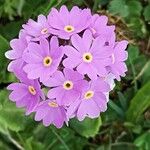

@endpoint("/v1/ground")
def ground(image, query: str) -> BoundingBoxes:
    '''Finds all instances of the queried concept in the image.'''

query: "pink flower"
[7,73,44,115]
[34,100,67,128]
[67,78,110,121]
[108,40,128,80]
[23,37,63,82]
[5,5,129,128]
[43,68,86,106]
[89,14,115,40]
[22,15,51,41]
[5,30,28,73]
[48,5,91,39]
[63,30,113,80]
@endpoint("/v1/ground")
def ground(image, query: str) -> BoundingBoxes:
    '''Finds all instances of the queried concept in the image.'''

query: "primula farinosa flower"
[63,30,112,80]
[23,37,63,82]
[34,100,67,128]
[67,78,110,121]
[22,15,51,41]
[48,5,91,39]
[108,40,128,81]
[89,14,115,39]
[5,30,28,73]
[7,73,44,115]
[6,5,128,128]
[43,68,86,106]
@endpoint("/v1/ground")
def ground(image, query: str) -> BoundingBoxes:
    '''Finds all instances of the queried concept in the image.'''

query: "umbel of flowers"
[5,6,128,128]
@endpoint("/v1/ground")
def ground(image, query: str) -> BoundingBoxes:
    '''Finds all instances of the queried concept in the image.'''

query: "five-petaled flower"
[43,68,86,106]
[63,30,113,80]
[67,78,110,121]
[23,15,51,41]
[48,5,91,39]
[7,73,45,115]
[23,37,63,82]
[34,100,67,128]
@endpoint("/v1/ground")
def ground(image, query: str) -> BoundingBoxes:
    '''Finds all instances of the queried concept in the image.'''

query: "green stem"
[132,60,150,84]
[129,56,137,92]
[51,128,70,150]
[6,131,24,150]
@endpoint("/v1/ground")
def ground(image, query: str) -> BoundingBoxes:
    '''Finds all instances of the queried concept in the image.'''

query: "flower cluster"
[6,6,128,128]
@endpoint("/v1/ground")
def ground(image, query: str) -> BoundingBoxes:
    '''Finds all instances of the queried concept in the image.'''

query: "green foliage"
[108,0,148,38]
[0,90,25,132]
[108,0,129,17]
[134,131,150,150]
[143,4,150,21]
[126,81,150,123]
[70,117,102,138]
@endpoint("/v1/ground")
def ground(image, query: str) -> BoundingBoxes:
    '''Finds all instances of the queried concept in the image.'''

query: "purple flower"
[63,30,112,80]
[34,100,67,128]
[48,5,91,39]
[108,40,128,80]
[89,14,115,40]
[67,78,110,121]
[23,37,63,82]
[5,5,129,128]
[7,73,44,115]
[43,68,86,106]
[22,15,51,41]
[5,30,28,73]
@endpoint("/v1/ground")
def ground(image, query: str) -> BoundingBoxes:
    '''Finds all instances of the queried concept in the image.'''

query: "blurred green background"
[0,0,150,150]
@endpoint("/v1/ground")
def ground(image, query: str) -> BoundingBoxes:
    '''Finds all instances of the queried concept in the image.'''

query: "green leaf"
[70,117,102,138]
[141,61,150,84]
[0,21,23,40]
[0,35,9,83]
[43,0,59,15]
[0,34,9,64]
[126,45,139,65]
[111,142,138,150]
[126,81,150,123]
[118,92,127,110]
[0,90,25,132]
[0,122,7,134]
[108,100,125,118]
[143,4,150,21]
[127,18,146,38]
[108,0,129,17]
[134,132,150,150]
[24,137,44,150]
[127,1,142,17]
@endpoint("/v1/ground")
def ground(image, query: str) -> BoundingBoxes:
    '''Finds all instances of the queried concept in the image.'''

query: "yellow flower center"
[48,101,58,107]
[28,86,36,95]
[63,80,73,90]
[43,56,52,67]
[64,25,75,33]
[84,90,94,100]
[83,52,93,63]
[41,28,48,34]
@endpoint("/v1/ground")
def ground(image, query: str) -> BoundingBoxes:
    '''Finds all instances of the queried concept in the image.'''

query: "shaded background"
[0,0,150,150]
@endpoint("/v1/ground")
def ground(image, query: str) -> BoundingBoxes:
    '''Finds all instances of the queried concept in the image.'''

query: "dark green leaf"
[70,117,102,138]
[143,4,150,21]
[0,90,25,132]
[111,142,138,150]
[108,100,125,118]
[108,0,129,17]
[126,81,150,123]
[127,1,142,17]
